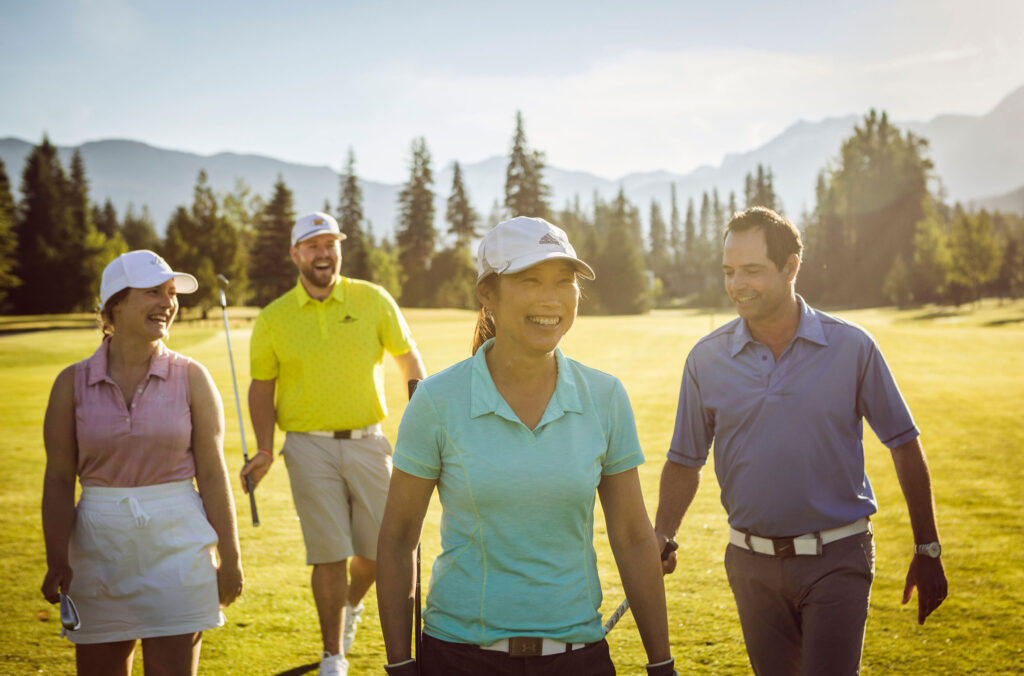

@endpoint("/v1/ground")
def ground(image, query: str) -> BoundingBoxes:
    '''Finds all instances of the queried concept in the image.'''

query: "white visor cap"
[476,216,595,282]
[292,211,347,246]
[100,250,198,308]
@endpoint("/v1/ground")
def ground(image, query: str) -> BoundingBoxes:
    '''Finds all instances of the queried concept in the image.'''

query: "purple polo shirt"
[668,297,919,537]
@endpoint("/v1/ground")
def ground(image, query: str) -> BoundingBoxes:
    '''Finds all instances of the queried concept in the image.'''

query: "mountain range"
[2,83,1022,239]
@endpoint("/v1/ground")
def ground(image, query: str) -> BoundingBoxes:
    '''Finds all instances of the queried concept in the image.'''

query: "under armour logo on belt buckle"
[508,637,543,657]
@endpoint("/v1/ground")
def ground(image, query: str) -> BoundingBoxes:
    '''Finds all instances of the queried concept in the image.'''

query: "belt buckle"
[508,637,543,657]
[772,537,797,558]
[332,430,352,439]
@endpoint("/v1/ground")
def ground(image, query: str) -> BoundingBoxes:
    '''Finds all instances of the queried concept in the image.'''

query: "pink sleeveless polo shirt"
[74,339,197,487]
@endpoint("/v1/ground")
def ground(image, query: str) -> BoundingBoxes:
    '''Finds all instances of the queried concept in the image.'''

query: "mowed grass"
[1,301,1022,674]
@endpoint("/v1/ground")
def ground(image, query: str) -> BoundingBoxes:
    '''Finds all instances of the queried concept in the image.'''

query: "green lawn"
[2,302,1022,674]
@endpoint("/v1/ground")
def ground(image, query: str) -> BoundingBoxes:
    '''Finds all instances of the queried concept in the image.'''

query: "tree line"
[2,110,1022,317]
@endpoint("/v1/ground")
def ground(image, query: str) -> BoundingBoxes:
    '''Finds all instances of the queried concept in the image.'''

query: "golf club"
[602,539,678,634]
[59,592,81,632]
[407,378,422,673]
[217,274,260,527]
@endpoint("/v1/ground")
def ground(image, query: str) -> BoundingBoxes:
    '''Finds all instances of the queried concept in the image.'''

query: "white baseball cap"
[291,212,347,246]
[100,250,199,307]
[476,216,595,282]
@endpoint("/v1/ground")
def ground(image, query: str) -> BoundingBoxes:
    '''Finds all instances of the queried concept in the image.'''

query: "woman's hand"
[217,559,244,607]
[41,563,73,604]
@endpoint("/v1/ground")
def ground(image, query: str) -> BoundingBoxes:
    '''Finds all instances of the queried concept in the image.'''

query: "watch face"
[918,542,941,558]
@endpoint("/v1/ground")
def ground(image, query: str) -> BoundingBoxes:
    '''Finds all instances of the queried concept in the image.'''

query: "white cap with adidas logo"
[476,216,595,282]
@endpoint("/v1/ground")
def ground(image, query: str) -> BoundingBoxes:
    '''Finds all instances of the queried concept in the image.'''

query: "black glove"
[383,659,418,675]
[647,658,677,676]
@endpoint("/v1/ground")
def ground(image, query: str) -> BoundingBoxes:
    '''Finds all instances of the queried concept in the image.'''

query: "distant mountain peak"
[2,81,1022,233]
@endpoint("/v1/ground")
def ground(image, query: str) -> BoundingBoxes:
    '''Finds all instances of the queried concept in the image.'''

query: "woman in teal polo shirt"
[377,217,675,676]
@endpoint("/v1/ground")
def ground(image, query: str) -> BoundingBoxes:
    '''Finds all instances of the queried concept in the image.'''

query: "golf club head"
[59,593,81,631]
[217,274,230,287]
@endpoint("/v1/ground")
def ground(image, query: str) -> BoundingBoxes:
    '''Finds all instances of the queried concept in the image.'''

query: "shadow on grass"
[984,317,1024,327]
[274,661,319,676]
[911,309,961,321]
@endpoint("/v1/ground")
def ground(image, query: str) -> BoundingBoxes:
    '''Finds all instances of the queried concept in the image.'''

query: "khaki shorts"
[282,430,393,564]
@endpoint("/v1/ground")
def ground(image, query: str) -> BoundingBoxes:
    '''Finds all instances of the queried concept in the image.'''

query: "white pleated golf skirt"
[65,479,224,644]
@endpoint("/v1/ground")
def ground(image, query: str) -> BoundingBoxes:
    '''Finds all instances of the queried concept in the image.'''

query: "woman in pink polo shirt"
[40,250,243,675]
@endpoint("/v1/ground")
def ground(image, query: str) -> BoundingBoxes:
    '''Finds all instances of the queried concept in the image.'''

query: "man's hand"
[239,453,272,493]
[902,555,947,624]
[656,532,678,574]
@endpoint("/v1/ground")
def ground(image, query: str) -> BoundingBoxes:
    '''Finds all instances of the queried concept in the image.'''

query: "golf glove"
[383,658,417,675]
[647,657,677,676]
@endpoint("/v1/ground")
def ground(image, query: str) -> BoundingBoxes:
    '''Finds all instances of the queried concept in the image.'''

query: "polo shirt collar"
[729,294,828,357]
[470,338,583,425]
[293,276,347,307]
[86,337,172,386]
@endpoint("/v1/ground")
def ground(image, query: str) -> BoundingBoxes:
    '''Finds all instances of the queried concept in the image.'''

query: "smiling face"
[479,259,580,358]
[110,279,179,341]
[722,227,799,326]
[291,233,342,295]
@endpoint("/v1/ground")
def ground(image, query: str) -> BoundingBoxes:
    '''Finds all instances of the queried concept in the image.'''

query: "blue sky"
[2,0,1022,182]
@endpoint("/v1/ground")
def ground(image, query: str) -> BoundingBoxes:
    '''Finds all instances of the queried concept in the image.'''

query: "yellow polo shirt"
[250,277,415,431]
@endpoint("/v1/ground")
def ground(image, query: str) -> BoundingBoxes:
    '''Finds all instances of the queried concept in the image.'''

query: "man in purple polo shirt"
[654,207,948,674]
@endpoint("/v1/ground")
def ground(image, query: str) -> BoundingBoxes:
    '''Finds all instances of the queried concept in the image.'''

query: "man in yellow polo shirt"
[240,211,426,676]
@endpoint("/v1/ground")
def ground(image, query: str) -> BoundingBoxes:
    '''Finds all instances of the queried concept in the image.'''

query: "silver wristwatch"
[914,541,942,558]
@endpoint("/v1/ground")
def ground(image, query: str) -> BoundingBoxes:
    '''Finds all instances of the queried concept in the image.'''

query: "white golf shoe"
[318,650,348,676]
[342,601,364,655]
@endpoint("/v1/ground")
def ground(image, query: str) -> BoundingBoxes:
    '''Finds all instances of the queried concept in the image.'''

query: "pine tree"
[910,195,951,304]
[249,176,296,306]
[712,189,725,245]
[744,165,779,211]
[446,161,479,250]
[66,149,125,311]
[804,110,932,305]
[647,199,669,277]
[647,199,669,304]
[12,138,78,313]
[427,247,477,309]
[0,158,19,310]
[504,111,551,219]
[338,148,371,281]
[991,211,1024,300]
[91,199,119,238]
[368,237,405,301]
[699,191,711,243]
[395,137,436,306]
[121,203,161,251]
[592,189,650,314]
[666,184,684,297]
[220,178,261,303]
[947,209,1002,304]
[164,170,244,316]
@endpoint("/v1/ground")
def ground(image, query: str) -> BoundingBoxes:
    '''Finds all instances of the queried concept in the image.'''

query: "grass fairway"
[2,302,1022,674]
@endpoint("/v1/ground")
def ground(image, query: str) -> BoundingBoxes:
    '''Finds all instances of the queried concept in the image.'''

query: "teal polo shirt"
[394,338,644,646]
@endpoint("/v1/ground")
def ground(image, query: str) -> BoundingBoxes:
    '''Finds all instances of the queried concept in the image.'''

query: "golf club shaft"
[603,539,678,634]
[219,288,260,527]
[408,379,422,672]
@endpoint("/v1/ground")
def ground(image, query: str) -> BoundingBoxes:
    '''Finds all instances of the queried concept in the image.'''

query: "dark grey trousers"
[725,531,875,676]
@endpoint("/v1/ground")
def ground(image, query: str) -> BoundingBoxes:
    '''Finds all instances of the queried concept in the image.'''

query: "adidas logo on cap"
[538,233,562,246]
